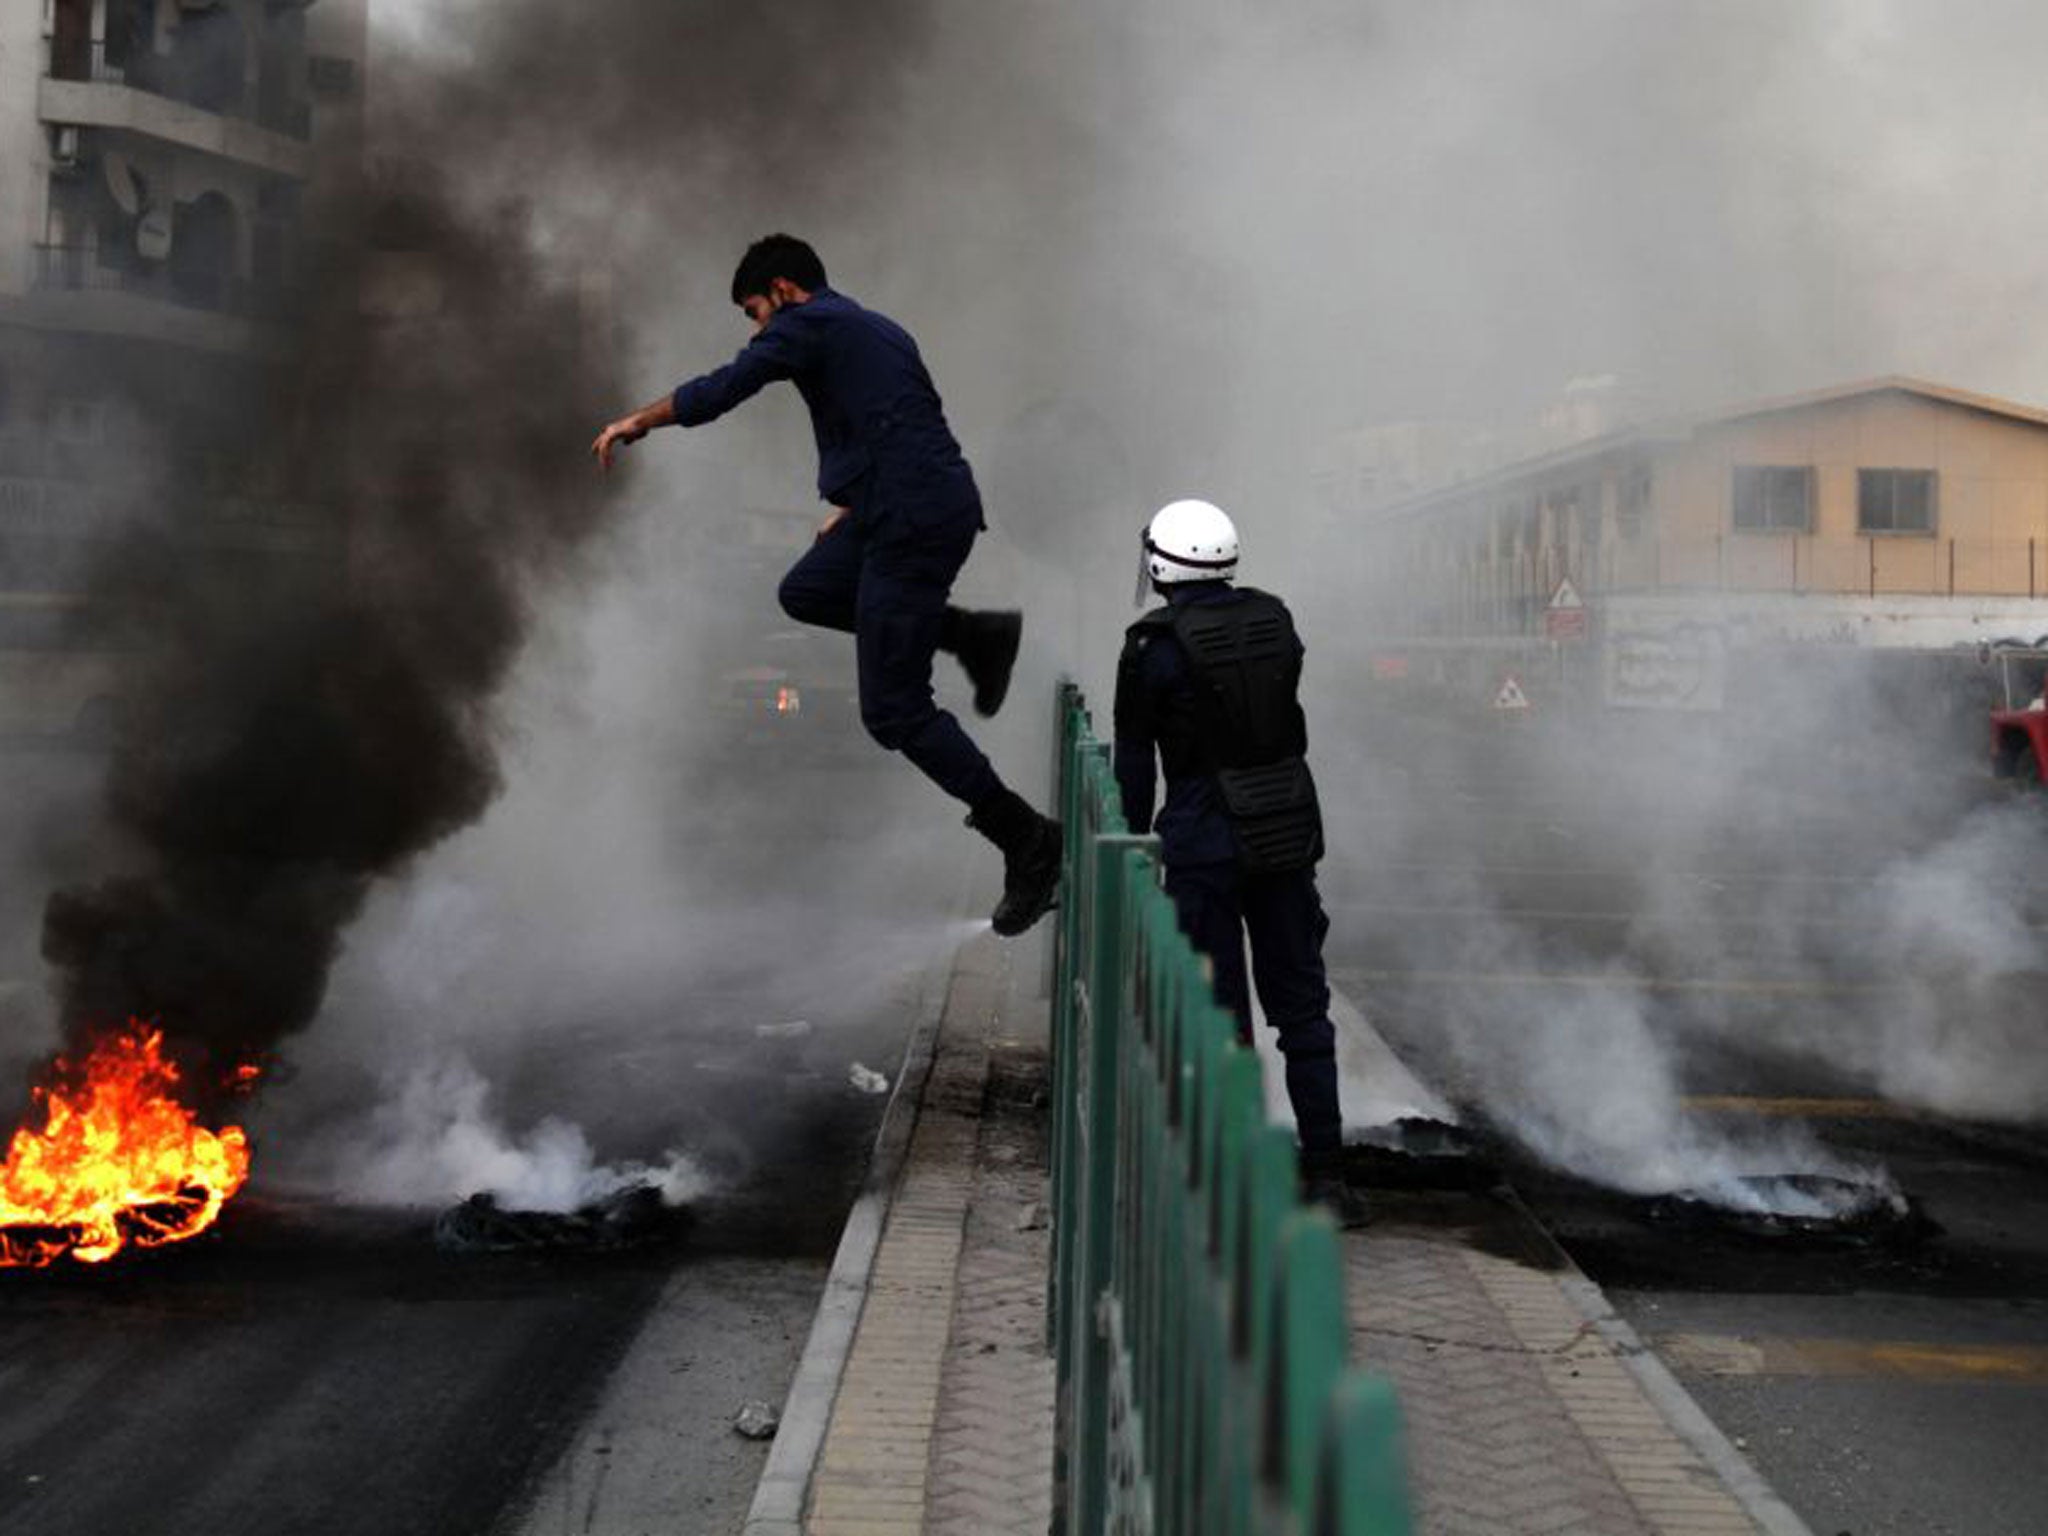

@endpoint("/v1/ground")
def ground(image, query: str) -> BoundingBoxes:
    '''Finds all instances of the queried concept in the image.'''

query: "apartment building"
[0,0,365,736]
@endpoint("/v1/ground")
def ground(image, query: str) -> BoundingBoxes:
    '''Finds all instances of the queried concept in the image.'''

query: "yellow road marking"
[1339,967,1891,998]
[1679,1095,1917,1120]
[1663,1334,2048,1383]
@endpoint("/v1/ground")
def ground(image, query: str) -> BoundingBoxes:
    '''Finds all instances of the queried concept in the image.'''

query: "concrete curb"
[1548,1260,1819,1536]
[739,944,956,1536]
[1333,980,1819,1536]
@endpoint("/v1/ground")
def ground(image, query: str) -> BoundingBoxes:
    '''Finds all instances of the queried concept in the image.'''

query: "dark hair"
[730,234,827,303]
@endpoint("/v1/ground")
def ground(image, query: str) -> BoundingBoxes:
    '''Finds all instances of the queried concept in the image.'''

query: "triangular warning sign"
[1548,577,1584,611]
[1493,674,1531,711]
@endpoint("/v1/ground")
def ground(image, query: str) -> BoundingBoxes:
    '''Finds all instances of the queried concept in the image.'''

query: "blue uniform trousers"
[1164,860,1342,1154]
[776,507,1001,808]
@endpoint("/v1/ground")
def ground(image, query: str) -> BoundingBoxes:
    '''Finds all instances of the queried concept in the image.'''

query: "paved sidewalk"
[781,933,1813,1535]
[1346,1195,1797,1535]
[803,933,1054,1536]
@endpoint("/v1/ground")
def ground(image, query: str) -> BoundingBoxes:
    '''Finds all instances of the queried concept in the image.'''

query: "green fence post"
[1240,1126,1300,1414]
[1071,839,1148,1536]
[1056,736,1119,1356]
[1315,1374,1414,1536]
[1204,1050,1264,1536]
[1048,685,1093,1353]
[1266,1214,1347,1518]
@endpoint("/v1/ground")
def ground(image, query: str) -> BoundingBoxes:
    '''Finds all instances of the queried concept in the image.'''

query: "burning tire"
[1646,1172,1936,1246]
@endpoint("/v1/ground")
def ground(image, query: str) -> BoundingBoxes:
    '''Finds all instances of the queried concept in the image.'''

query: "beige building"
[1366,377,2048,652]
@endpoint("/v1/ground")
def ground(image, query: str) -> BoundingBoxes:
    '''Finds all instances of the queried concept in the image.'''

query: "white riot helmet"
[1139,498,1239,600]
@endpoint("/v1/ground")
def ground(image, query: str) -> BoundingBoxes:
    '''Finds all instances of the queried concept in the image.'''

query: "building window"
[1731,465,1812,533]
[1618,470,1651,538]
[1858,468,1936,535]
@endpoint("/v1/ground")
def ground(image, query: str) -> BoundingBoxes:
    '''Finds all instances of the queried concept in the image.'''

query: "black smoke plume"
[39,186,618,1098]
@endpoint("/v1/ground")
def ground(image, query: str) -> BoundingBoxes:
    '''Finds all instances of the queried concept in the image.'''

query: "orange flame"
[0,1027,254,1268]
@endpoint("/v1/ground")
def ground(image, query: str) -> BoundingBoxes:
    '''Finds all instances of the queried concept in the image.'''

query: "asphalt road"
[0,1207,802,1536]
[0,735,968,1536]
[0,1065,891,1536]
[1324,699,2048,1536]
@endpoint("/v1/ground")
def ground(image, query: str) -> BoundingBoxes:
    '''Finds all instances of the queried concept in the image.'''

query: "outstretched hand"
[591,415,648,472]
[591,396,677,471]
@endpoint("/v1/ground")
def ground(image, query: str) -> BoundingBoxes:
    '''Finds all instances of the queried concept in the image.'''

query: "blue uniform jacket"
[1114,582,1288,869]
[670,288,982,527]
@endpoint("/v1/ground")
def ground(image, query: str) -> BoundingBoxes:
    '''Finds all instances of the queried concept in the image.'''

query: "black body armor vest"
[1128,588,1324,872]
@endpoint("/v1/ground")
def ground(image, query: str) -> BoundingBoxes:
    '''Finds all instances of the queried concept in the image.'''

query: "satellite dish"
[102,151,145,216]
[137,207,172,262]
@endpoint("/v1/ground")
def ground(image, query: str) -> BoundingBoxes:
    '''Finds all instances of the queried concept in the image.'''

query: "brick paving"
[924,1043,1056,1536]
[801,940,1786,1536]
[803,946,997,1536]
[1348,1201,1764,1535]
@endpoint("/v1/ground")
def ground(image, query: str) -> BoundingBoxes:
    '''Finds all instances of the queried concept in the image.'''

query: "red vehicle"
[1988,644,2048,785]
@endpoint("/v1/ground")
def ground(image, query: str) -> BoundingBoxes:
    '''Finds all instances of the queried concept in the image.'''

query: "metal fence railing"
[1378,532,2048,636]
[1048,681,1411,1535]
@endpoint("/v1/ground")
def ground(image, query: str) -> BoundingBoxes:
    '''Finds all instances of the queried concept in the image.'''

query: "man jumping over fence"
[592,234,1061,937]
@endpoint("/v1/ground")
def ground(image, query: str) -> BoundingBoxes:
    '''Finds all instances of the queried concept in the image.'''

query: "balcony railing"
[45,38,312,142]
[34,244,294,322]
[1381,532,2048,637]
[1597,532,2048,600]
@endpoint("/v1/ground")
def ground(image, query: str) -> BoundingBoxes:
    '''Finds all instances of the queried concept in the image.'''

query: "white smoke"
[1837,803,2048,1120]
[293,1053,710,1213]
[1465,977,1886,1199]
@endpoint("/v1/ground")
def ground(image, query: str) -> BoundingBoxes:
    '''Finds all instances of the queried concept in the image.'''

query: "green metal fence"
[1049,681,1412,1536]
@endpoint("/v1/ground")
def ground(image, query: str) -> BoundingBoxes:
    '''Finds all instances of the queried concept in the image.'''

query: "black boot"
[967,787,1062,936]
[944,608,1023,718]
[1300,1146,1373,1230]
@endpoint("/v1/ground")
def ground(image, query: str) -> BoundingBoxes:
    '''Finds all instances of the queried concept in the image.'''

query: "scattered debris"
[1014,1201,1046,1232]
[733,1400,781,1440]
[848,1063,890,1095]
[432,1184,693,1253]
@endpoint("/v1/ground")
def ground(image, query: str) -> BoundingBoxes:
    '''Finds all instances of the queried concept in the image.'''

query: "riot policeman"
[1113,499,1365,1222]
